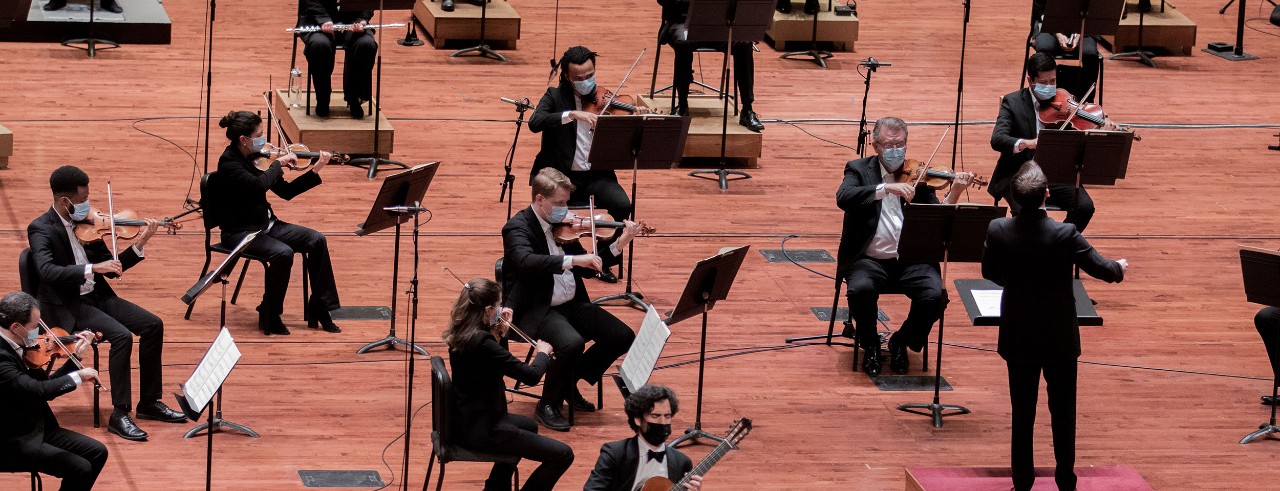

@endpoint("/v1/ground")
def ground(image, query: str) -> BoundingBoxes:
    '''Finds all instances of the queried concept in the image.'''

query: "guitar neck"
[671,440,734,490]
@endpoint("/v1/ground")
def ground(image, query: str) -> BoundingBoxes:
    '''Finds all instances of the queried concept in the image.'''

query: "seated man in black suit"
[215,110,342,335]
[1256,307,1280,405]
[0,291,108,491]
[44,0,121,14]
[837,117,974,376]
[584,385,703,491]
[530,46,651,283]
[657,0,765,132]
[981,161,1126,491]
[297,0,377,118]
[990,52,1119,233]
[1029,0,1099,102]
[501,168,640,431]
[28,165,186,442]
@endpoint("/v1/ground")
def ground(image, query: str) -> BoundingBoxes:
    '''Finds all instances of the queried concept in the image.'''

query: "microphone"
[501,97,534,111]
[859,57,892,71]
[383,205,429,214]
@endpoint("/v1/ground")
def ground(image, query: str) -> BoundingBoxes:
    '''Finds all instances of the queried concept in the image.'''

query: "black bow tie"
[646,450,665,463]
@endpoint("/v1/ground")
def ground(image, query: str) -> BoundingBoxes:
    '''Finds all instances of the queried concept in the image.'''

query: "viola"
[895,159,989,191]
[581,88,640,116]
[1037,89,1142,140]
[73,208,181,245]
[254,142,350,172]
[25,322,105,392]
[551,211,654,244]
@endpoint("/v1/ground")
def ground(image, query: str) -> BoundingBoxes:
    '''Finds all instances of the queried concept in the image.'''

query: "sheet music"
[619,305,671,393]
[183,328,242,414]
[971,289,1003,317]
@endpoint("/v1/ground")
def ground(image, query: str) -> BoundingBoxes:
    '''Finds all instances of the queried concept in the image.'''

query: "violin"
[254,142,350,172]
[895,159,989,190]
[551,211,654,244]
[581,88,641,116]
[73,208,181,245]
[1037,88,1142,141]
[25,322,105,392]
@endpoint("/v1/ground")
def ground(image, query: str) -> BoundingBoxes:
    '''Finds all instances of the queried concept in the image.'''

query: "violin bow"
[261,91,292,148]
[911,126,951,188]
[106,180,119,261]
[589,196,599,256]
[594,49,648,118]
[1057,83,1099,132]
[546,0,562,86]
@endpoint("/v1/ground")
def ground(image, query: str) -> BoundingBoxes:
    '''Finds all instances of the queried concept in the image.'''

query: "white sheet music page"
[971,289,1003,317]
[619,305,671,393]
[183,327,242,414]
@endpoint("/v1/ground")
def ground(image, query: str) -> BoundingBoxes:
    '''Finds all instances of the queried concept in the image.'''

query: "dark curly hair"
[624,385,679,432]
[0,291,39,329]
[49,165,89,197]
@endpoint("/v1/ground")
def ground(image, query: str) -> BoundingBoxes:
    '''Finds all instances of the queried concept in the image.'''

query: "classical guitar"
[635,418,752,491]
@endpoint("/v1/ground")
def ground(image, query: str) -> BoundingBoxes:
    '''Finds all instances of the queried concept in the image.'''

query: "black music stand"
[894,203,1006,428]
[1037,128,1131,224]
[340,0,414,178]
[1106,0,1158,67]
[174,328,244,491]
[355,162,439,356]
[684,0,773,191]
[60,0,120,58]
[780,0,834,68]
[1240,246,1280,444]
[450,0,506,61]
[667,245,751,447]
[588,114,692,310]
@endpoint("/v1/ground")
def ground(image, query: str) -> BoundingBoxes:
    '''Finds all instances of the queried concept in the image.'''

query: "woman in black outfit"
[444,278,573,491]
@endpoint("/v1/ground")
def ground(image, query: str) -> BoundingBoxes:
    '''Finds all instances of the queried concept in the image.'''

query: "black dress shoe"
[348,102,365,119]
[308,308,342,333]
[534,403,571,432]
[259,314,291,336]
[775,0,791,13]
[595,269,618,284]
[441,0,455,11]
[569,386,596,413]
[803,0,819,15]
[861,347,882,377]
[100,0,123,13]
[136,401,187,423]
[43,0,66,11]
[108,413,149,441]
[739,110,764,132]
[888,337,909,374]
[315,103,330,118]
[673,104,690,117]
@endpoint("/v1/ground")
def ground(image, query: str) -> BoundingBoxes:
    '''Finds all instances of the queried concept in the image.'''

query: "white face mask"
[879,146,906,171]
[572,76,596,97]
[65,198,91,221]
[1032,83,1057,101]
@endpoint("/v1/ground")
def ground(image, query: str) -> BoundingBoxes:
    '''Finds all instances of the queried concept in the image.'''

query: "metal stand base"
[62,38,119,58]
[688,168,752,191]
[450,44,507,62]
[349,156,409,180]
[1203,48,1258,61]
[593,291,647,311]
[356,335,428,355]
[896,402,972,429]
[184,418,260,439]
[671,425,726,448]
[654,79,733,99]
[1109,50,1157,67]
[1241,424,1280,444]
[781,49,833,68]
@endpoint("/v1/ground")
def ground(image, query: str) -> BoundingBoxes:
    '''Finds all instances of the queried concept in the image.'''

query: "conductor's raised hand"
[572,254,603,272]
[1117,258,1129,273]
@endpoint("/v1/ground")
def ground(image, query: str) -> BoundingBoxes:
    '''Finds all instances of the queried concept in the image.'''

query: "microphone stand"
[949,0,969,172]
[498,97,532,220]
[200,0,217,174]
[853,58,887,158]
[61,0,119,58]
[780,0,833,68]
[1205,0,1259,61]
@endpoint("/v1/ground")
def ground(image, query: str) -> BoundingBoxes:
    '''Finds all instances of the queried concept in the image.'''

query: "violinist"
[990,53,1115,232]
[530,46,645,283]
[27,165,185,442]
[501,168,639,431]
[216,110,343,336]
[443,278,573,491]
[0,292,107,491]
[658,0,765,132]
[836,117,974,377]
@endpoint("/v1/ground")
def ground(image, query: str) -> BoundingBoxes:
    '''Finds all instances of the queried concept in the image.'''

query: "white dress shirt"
[560,96,593,171]
[633,438,669,489]
[56,207,143,296]
[865,164,905,260]
[534,207,579,306]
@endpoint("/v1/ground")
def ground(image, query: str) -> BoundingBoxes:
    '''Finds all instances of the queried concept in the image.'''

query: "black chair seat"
[209,242,271,263]
[432,432,523,465]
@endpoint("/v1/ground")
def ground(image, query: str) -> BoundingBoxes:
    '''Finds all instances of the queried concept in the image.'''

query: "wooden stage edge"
[906,466,1154,491]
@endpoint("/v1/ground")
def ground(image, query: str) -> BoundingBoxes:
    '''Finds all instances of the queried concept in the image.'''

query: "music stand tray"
[1239,246,1280,444]
[1037,129,1133,186]
[953,279,1103,326]
[182,231,261,307]
[588,114,691,310]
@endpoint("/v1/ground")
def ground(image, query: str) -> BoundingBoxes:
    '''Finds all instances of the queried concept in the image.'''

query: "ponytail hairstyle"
[442,278,502,351]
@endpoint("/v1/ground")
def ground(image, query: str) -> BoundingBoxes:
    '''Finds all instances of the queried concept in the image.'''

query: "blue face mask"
[67,198,91,222]
[249,136,267,153]
[880,146,906,171]
[24,326,39,347]
[549,206,569,223]
[1032,83,1057,101]
[572,77,596,97]
[490,308,502,328]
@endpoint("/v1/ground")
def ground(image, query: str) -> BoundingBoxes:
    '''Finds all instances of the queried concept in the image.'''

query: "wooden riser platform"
[1104,0,1197,56]
[637,94,763,168]
[413,0,520,50]
[0,0,171,44]
[906,466,1154,491]
[765,1,859,52]
[0,124,11,169]
[271,89,394,159]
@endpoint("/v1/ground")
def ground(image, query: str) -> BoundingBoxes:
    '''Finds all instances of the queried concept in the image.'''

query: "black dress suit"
[529,83,634,225]
[450,334,572,491]
[584,436,693,491]
[27,208,164,414]
[0,342,108,491]
[501,207,634,407]
[1255,307,1280,380]
[297,0,376,107]
[835,156,944,351]
[656,0,756,111]
[990,88,1095,231]
[216,145,340,317]
[980,208,1124,491]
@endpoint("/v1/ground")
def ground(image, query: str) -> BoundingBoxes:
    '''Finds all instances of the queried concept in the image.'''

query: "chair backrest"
[18,247,38,295]
[199,172,225,232]
[430,356,455,445]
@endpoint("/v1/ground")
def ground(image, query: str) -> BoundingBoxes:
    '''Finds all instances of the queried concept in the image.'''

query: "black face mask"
[641,422,671,447]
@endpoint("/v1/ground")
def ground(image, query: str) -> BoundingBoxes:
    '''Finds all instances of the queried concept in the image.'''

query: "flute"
[286,23,405,33]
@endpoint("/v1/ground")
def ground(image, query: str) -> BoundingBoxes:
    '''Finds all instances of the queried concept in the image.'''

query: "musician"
[43,0,121,14]
[0,292,108,491]
[990,52,1116,233]
[836,117,973,377]
[444,278,572,491]
[215,111,343,336]
[584,385,703,491]
[501,168,640,431]
[1256,307,1280,405]
[530,46,644,283]
[27,165,186,442]
[981,161,1126,491]
[1029,0,1099,102]
[658,0,765,132]
[297,0,376,119]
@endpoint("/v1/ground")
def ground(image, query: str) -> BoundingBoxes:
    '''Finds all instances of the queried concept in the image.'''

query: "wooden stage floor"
[1,0,1279,489]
